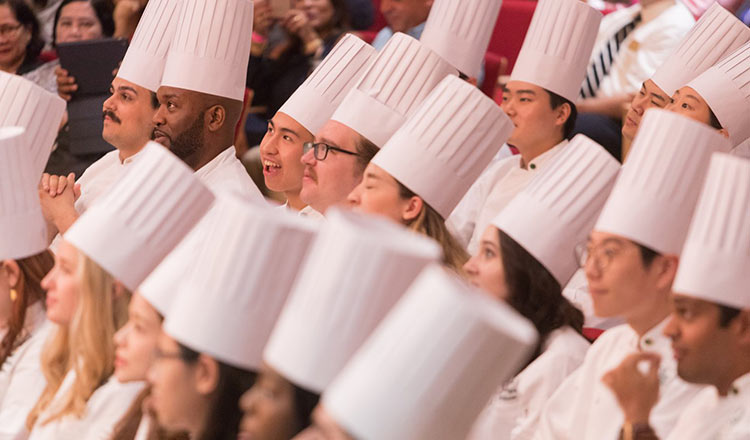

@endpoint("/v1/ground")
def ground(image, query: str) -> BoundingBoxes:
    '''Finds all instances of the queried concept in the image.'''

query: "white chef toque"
[372,75,513,219]
[323,264,538,440]
[595,109,732,255]
[65,142,214,291]
[494,134,620,286]
[673,153,750,309]
[331,32,457,148]
[687,41,750,146]
[161,0,254,101]
[509,0,601,103]
[263,208,442,393]
[0,71,66,177]
[163,195,317,370]
[117,0,183,92]
[277,34,376,135]
[420,0,502,78]
[0,127,47,260]
[651,3,750,97]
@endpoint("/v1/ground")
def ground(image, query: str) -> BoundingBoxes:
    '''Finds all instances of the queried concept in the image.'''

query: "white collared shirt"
[469,327,590,440]
[28,371,144,440]
[448,140,568,254]
[666,372,750,439]
[534,318,705,440]
[0,303,52,440]
[592,0,694,97]
[194,146,264,201]
[299,205,325,221]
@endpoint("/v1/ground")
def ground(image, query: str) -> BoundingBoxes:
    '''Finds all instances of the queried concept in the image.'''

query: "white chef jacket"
[731,138,750,160]
[562,270,625,330]
[448,141,568,254]
[0,304,52,440]
[132,414,152,440]
[592,0,694,97]
[74,148,146,215]
[194,146,264,201]
[666,372,750,439]
[299,205,325,220]
[469,327,590,440]
[533,318,705,440]
[27,371,144,440]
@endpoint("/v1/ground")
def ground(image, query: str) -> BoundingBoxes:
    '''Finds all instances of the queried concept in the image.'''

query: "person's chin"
[153,135,171,148]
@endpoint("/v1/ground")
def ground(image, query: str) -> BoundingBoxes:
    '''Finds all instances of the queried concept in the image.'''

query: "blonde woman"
[25,240,142,439]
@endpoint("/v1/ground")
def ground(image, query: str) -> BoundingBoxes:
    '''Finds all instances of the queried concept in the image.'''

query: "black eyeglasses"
[303,142,360,161]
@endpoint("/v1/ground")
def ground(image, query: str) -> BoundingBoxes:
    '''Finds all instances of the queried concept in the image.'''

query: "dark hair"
[52,0,115,45]
[718,305,742,328]
[176,344,258,440]
[708,107,723,130]
[635,242,660,267]
[0,0,44,65]
[353,134,378,173]
[498,230,585,348]
[290,384,320,436]
[324,0,350,33]
[0,251,54,367]
[150,92,159,110]
[548,90,578,139]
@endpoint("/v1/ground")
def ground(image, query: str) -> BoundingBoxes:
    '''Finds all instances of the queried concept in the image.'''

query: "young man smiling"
[259,34,375,211]
[603,153,750,439]
[534,109,732,440]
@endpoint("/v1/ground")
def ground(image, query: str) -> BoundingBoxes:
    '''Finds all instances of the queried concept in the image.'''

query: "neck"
[117,143,147,163]
[517,137,563,169]
[1,56,25,75]
[715,363,750,397]
[285,190,306,211]
[626,291,672,336]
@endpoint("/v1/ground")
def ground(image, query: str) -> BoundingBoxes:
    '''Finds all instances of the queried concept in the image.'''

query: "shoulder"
[77,151,120,184]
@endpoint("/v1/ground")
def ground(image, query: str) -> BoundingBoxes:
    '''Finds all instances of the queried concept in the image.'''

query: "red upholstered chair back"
[488,0,538,73]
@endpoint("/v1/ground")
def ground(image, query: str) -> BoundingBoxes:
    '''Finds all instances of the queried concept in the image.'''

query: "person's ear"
[731,310,750,346]
[1,260,21,290]
[206,105,227,132]
[653,255,679,291]
[555,102,572,128]
[194,354,221,396]
[401,196,423,222]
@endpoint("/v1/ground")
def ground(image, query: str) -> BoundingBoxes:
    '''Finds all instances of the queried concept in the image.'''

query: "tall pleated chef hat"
[65,142,214,291]
[372,75,513,219]
[494,135,620,287]
[674,153,750,310]
[595,109,731,255]
[0,127,47,260]
[687,41,750,146]
[420,0,502,78]
[161,0,253,101]
[323,264,538,440]
[277,34,376,136]
[0,71,66,177]
[163,195,317,371]
[117,0,182,92]
[331,32,457,148]
[509,0,601,103]
[651,3,750,97]
[263,208,441,394]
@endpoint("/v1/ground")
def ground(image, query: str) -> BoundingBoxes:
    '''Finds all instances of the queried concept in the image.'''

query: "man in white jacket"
[603,153,750,440]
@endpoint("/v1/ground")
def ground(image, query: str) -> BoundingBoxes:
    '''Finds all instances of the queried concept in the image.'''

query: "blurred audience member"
[244,0,350,147]
[0,0,44,76]
[371,0,431,50]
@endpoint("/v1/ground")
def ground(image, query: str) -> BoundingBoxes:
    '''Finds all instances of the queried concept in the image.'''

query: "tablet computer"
[57,38,128,96]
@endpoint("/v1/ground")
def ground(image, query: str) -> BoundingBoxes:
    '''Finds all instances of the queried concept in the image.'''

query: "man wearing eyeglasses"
[298,120,378,218]
[533,110,730,439]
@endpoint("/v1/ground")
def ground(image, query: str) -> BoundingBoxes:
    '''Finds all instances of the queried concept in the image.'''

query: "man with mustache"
[39,0,180,238]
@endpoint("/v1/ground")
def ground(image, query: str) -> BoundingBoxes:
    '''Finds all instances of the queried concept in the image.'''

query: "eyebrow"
[317,137,342,148]
[480,239,499,249]
[117,86,138,95]
[279,127,299,137]
[684,94,701,102]
[365,171,382,180]
[516,90,536,96]
[650,92,666,102]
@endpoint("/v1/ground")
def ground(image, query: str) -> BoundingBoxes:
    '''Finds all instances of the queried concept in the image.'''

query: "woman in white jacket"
[0,251,54,439]
[24,240,142,439]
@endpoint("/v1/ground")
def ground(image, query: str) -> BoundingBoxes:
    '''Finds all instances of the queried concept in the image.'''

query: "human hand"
[38,173,80,235]
[55,66,77,101]
[284,9,317,43]
[602,352,661,424]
